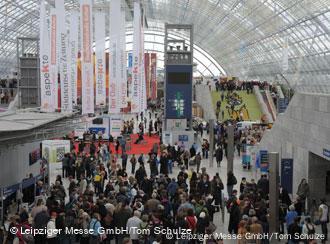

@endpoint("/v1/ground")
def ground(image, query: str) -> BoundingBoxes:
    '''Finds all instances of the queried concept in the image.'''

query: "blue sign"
[259,150,269,173]
[178,135,188,142]
[3,183,20,198]
[165,65,192,119]
[89,127,106,134]
[128,53,133,68]
[22,177,35,189]
[323,149,330,158]
[281,158,293,194]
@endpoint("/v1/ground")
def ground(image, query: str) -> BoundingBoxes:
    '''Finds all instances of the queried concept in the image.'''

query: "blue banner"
[165,65,192,119]
[259,150,268,173]
[128,53,133,68]
[281,158,293,194]
[89,127,106,134]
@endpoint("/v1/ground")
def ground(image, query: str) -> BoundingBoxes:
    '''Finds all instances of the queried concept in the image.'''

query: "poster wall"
[42,140,70,185]
[39,0,55,112]
[95,12,106,106]
[80,0,94,114]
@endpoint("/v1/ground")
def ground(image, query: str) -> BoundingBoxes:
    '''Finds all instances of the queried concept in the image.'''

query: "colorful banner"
[95,12,106,106]
[127,53,133,98]
[80,0,94,114]
[109,0,121,114]
[119,3,127,109]
[140,18,147,111]
[144,53,150,99]
[150,53,157,100]
[69,11,79,105]
[132,1,141,113]
[39,0,55,112]
[57,0,72,113]
[50,8,58,110]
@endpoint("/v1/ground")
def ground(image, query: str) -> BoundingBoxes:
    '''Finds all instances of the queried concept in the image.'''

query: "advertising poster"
[42,140,70,185]
[110,117,122,138]
[259,150,269,173]
[281,158,293,193]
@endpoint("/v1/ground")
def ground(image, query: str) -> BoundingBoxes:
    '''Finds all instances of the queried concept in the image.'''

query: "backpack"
[185,216,197,231]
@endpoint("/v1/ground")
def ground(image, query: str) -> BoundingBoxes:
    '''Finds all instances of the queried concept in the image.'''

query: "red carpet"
[75,134,160,156]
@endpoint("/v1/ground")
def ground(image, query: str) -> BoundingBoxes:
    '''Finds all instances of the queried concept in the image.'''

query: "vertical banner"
[50,8,58,110]
[144,53,150,99]
[40,0,55,112]
[80,0,94,114]
[69,11,79,105]
[282,36,288,72]
[150,53,157,100]
[119,3,127,109]
[56,0,72,113]
[127,53,133,98]
[259,150,269,173]
[140,16,147,111]
[131,1,141,113]
[109,0,121,114]
[281,158,293,194]
[95,12,106,106]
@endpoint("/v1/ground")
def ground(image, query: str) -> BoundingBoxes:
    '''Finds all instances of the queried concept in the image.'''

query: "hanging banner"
[144,53,150,99]
[56,0,72,113]
[150,53,157,100]
[69,11,79,105]
[281,158,293,194]
[95,12,106,106]
[131,1,141,113]
[109,0,121,114]
[80,0,94,114]
[40,0,55,112]
[140,17,147,111]
[119,3,127,109]
[282,36,289,72]
[50,8,58,110]
[127,53,133,98]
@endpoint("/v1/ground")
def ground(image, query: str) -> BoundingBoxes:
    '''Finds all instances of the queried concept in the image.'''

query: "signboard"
[162,132,172,145]
[165,65,192,119]
[281,158,293,194]
[178,135,189,142]
[167,119,187,131]
[323,149,330,159]
[110,117,122,138]
[259,150,269,173]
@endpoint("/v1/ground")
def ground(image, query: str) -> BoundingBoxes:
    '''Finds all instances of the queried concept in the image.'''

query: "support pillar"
[227,125,234,173]
[269,152,279,235]
[209,119,214,168]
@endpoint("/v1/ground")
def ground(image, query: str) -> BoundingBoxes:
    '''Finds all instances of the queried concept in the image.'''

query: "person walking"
[227,171,237,197]
[130,154,137,174]
[319,198,329,243]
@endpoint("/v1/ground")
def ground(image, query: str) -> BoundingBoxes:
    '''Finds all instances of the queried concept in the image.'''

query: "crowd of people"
[1,109,329,244]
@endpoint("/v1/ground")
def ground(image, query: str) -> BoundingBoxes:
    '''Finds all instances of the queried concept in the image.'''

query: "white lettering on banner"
[50,9,58,110]
[119,3,127,108]
[56,0,72,113]
[95,12,106,106]
[40,0,55,112]
[109,0,121,114]
[80,0,94,114]
[132,1,141,113]
[69,11,79,105]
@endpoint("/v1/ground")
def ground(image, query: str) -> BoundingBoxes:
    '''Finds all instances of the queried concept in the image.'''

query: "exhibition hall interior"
[0,0,329,243]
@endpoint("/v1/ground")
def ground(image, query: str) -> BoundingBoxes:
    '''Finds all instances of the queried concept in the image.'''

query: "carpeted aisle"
[75,133,160,156]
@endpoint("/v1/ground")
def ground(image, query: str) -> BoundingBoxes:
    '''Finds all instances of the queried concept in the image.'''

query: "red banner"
[144,53,150,99]
[150,53,157,100]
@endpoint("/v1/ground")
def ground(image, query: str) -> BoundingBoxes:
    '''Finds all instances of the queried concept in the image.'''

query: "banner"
[119,3,127,109]
[56,0,72,113]
[144,53,150,99]
[109,0,121,114]
[140,17,147,111]
[282,36,288,72]
[259,150,269,173]
[50,8,58,110]
[95,12,106,106]
[131,1,141,113]
[127,53,133,98]
[39,0,55,112]
[281,158,293,194]
[150,53,157,100]
[69,11,79,105]
[80,0,94,114]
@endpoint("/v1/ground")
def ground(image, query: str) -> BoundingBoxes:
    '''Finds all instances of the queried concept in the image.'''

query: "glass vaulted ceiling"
[0,0,329,93]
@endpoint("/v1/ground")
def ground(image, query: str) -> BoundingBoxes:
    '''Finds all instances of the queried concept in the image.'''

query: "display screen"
[168,72,190,84]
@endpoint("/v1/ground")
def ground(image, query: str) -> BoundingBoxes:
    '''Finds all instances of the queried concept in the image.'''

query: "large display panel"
[165,65,192,119]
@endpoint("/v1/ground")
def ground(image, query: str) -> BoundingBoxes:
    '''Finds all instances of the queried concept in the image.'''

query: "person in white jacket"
[46,212,58,244]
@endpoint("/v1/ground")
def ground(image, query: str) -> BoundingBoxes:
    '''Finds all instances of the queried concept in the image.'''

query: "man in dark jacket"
[227,171,237,197]
[135,165,147,186]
